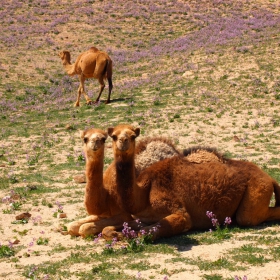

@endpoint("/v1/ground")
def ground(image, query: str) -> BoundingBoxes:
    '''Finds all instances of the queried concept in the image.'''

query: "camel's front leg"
[101,219,147,241]
[94,77,105,104]
[140,213,192,240]
[79,213,133,238]
[74,81,82,107]
[78,74,92,106]
[67,215,99,236]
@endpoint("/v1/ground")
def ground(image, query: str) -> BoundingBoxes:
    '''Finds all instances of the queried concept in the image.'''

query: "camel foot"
[102,226,124,241]
[86,100,92,105]
[105,100,111,104]
[93,100,100,104]
[67,221,82,236]
[74,102,80,107]
[79,223,101,238]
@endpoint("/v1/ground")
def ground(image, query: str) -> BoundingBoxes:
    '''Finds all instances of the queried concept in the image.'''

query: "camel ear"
[102,133,108,143]
[107,127,114,137]
[80,130,86,139]
[135,128,140,137]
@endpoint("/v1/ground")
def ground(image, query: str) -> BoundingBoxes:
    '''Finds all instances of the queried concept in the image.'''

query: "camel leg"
[101,219,148,240]
[236,180,280,226]
[140,213,192,240]
[94,77,105,104]
[105,77,113,104]
[74,81,82,107]
[78,74,92,106]
[67,215,99,236]
[79,213,133,238]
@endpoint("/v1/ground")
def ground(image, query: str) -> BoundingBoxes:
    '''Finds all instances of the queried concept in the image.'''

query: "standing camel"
[108,124,280,240]
[58,47,113,107]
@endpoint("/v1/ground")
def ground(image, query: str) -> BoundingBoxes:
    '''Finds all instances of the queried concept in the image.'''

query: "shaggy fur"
[108,124,280,240]
[183,146,225,163]
[135,137,180,175]
[58,47,113,107]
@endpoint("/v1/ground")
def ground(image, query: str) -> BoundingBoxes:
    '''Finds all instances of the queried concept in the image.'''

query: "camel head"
[81,128,107,153]
[108,124,140,157]
[58,50,71,62]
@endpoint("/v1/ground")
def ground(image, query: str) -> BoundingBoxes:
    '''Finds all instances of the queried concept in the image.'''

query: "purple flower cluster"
[234,276,247,280]
[206,211,232,228]
[206,211,220,227]
[122,222,137,239]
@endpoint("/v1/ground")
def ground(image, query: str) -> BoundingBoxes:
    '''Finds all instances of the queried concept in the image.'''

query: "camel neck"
[115,156,146,214]
[86,153,104,181]
[84,150,107,215]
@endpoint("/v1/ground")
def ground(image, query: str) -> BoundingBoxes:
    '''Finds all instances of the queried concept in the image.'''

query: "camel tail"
[273,181,280,207]
[103,59,113,80]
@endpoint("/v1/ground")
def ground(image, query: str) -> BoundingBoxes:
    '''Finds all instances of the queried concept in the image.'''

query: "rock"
[57,213,67,219]
[73,174,86,184]
[16,212,31,220]
[11,239,20,245]
[233,136,240,142]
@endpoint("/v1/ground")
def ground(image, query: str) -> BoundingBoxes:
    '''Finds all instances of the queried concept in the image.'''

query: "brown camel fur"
[108,124,280,240]
[58,47,113,107]
[67,129,182,238]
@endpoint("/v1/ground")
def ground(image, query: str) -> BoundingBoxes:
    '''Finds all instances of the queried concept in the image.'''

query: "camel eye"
[83,137,88,143]
[101,137,106,143]
[112,135,117,141]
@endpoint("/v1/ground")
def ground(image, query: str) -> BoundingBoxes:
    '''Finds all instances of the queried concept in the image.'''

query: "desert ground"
[0,0,280,279]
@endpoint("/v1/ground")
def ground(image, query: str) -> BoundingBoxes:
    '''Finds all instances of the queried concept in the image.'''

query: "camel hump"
[88,47,99,52]
[183,146,226,163]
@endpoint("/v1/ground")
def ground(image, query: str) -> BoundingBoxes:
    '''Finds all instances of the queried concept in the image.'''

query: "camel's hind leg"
[105,77,113,104]
[236,179,280,226]
[94,77,105,104]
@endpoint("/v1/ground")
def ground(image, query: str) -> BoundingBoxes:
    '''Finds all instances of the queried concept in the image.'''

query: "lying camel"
[58,47,113,107]
[67,128,182,238]
[108,124,280,240]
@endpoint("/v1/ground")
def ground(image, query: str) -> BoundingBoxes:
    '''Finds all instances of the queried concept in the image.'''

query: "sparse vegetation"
[0,0,279,279]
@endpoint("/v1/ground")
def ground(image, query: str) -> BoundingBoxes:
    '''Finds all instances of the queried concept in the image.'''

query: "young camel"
[108,124,280,240]
[67,128,182,238]
[58,47,113,107]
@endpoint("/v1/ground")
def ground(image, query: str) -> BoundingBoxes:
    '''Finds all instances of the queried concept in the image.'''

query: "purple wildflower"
[224,217,232,226]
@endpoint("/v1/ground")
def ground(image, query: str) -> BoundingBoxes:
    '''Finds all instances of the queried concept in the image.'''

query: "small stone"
[66,124,74,130]
[58,213,67,219]
[73,175,86,184]
[16,212,31,220]
[233,136,240,142]
[27,185,38,191]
